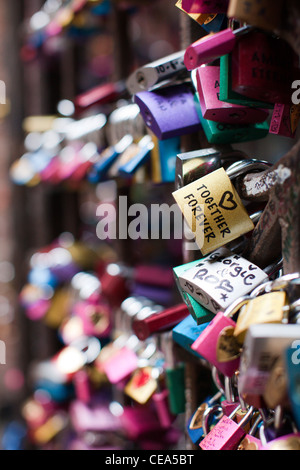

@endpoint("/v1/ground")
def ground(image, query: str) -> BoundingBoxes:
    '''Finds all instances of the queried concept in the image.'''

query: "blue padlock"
[88,135,133,183]
[118,136,154,177]
[172,314,209,358]
[286,346,300,429]
[201,14,227,33]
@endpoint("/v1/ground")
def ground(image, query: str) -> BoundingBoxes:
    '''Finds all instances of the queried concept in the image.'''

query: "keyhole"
[145,110,153,126]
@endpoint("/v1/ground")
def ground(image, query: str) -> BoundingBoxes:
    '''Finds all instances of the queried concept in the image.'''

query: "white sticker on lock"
[178,247,268,314]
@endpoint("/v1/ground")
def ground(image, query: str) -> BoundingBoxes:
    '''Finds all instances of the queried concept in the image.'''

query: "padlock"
[238,324,300,398]
[231,30,299,105]
[172,162,258,255]
[260,433,300,451]
[237,416,262,450]
[176,248,268,314]
[285,346,300,430]
[73,299,111,338]
[191,296,249,377]
[227,0,284,32]
[151,370,176,429]
[184,24,253,71]
[194,91,270,144]
[106,103,145,148]
[74,81,126,113]
[233,291,288,344]
[200,13,227,33]
[124,366,158,405]
[176,0,225,31]
[200,405,255,450]
[182,0,229,14]
[87,135,133,183]
[172,314,211,358]
[150,133,181,183]
[221,376,241,417]
[69,399,122,435]
[175,147,221,190]
[219,53,274,109]
[173,259,216,324]
[196,65,269,124]
[132,304,190,341]
[126,50,187,95]
[73,369,92,404]
[269,104,300,139]
[188,392,223,445]
[161,332,186,415]
[117,135,154,178]
[134,84,202,140]
[262,355,289,409]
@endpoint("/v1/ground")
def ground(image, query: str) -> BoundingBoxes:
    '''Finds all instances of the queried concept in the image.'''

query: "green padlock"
[219,54,274,109]
[165,362,186,415]
[194,93,270,145]
[161,331,186,415]
[173,262,214,325]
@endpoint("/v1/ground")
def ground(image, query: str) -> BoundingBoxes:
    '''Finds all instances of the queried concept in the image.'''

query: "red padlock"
[231,30,299,105]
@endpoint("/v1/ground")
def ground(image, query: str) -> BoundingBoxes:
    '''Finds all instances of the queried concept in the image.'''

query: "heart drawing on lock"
[216,326,241,363]
[218,191,238,211]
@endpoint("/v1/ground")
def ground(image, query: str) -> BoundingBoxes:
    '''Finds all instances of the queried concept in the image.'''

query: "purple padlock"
[134,84,202,140]
[196,66,269,124]
[69,400,121,434]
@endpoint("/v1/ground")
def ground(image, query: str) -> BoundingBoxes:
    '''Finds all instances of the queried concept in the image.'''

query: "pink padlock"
[184,25,252,71]
[196,66,269,124]
[102,345,138,384]
[200,406,254,450]
[269,103,300,139]
[182,0,229,14]
[191,297,249,377]
[152,388,175,429]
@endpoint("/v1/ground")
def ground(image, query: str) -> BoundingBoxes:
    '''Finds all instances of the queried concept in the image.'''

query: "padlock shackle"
[226,159,272,180]
[224,296,251,319]
[202,404,223,437]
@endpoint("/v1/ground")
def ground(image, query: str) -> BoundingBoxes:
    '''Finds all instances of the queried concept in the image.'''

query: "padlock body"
[239,324,300,397]
[260,433,300,451]
[182,0,229,14]
[152,389,175,428]
[172,314,210,358]
[165,364,186,415]
[102,346,138,384]
[191,312,240,377]
[200,415,246,450]
[231,31,298,105]
[219,54,274,109]
[194,93,269,144]
[227,0,283,32]
[269,104,300,139]
[197,66,269,124]
[177,248,268,314]
[134,84,202,140]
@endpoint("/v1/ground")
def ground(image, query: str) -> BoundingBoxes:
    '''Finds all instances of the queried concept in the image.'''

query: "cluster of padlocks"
[9,0,300,452]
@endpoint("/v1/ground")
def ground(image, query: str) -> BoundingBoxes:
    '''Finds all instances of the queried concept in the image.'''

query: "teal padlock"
[285,346,300,430]
[194,93,270,145]
[219,54,274,109]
